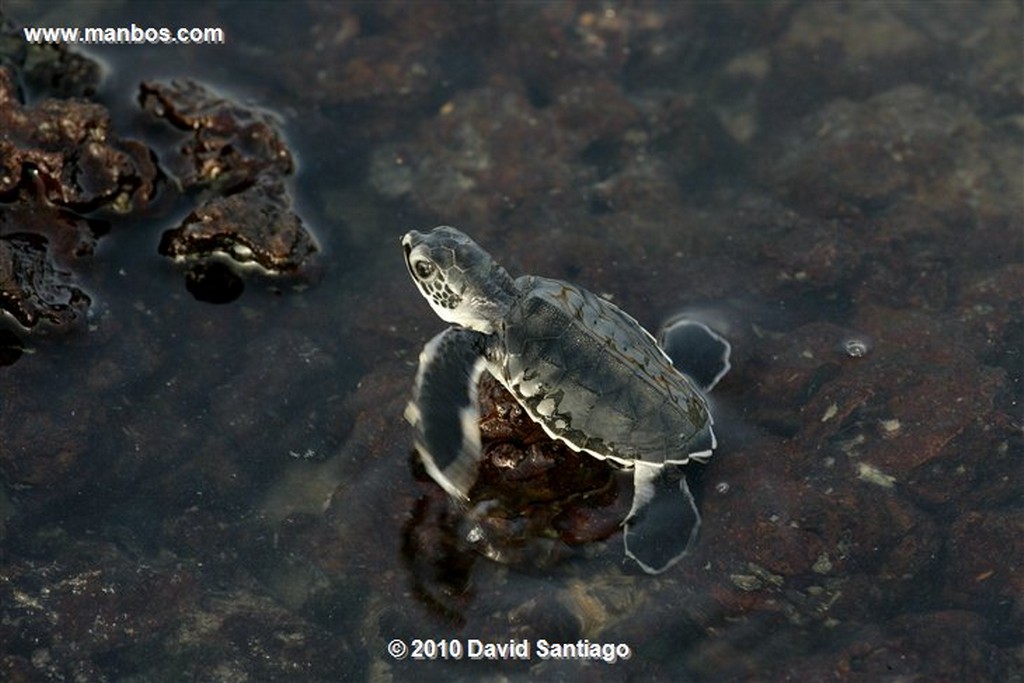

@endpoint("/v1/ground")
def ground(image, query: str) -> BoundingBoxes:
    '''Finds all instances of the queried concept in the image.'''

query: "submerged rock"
[0,233,90,329]
[404,374,626,574]
[0,16,101,99]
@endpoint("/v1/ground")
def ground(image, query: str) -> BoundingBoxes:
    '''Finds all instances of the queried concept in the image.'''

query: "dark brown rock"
[894,2,1024,116]
[739,308,1009,509]
[758,84,1022,292]
[402,373,625,580]
[0,200,107,260]
[1,17,101,99]
[472,374,624,545]
[370,84,579,227]
[140,79,318,277]
[0,232,90,329]
[257,3,491,141]
[139,79,293,193]
[729,610,1013,682]
[956,263,1024,376]
[945,509,1024,638]
[764,4,936,122]
[0,59,154,332]
[763,86,975,217]
[0,67,156,212]
[0,541,196,679]
[159,174,318,274]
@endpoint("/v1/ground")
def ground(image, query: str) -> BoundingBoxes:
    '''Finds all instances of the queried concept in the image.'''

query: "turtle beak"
[402,230,424,252]
[401,231,421,279]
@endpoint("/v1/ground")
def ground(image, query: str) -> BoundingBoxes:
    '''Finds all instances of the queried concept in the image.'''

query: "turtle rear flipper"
[659,318,731,392]
[405,327,489,501]
[623,465,701,574]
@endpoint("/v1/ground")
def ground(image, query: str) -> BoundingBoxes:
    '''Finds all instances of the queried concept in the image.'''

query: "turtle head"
[402,226,518,333]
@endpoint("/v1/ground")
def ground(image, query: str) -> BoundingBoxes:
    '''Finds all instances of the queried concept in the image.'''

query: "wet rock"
[140,79,319,278]
[551,79,640,152]
[759,84,1023,293]
[404,373,625,576]
[1,198,109,260]
[955,263,1024,378]
[0,59,155,333]
[0,199,107,334]
[205,327,343,451]
[139,79,293,193]
[649,97,743,194]
[838,307,1007,505]
[154,508,358,679]
[945,509,1024,637]
[894,2,1023,116]
[759,216,863,292]
[0,520,351,681]
[743,311,1009,508]
[168,590,350,681]
[1,17,101,99]
[472,374,624,542]
[484,3,773,200]
[159,175,318,275]
[699,299,1013,638]
[0,376,104,496]
[370,85,579,227]
[761,2,966,130]
[257,4,490,140]
[740,322,864,436]
[0,541,197,680]
[718,610,1013,681]
[701,441,942,624]
[763,85,975,217]
[0,67,156,212]
[878,610,1014,680]
[496,4,636,101]
[496,4,778,103]
[0,232,90,329]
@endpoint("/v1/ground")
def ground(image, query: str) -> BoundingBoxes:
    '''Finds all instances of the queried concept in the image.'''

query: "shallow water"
[2,2,1021,681]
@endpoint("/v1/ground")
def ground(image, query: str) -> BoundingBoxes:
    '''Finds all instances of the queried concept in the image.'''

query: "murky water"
[2,2,1021,681]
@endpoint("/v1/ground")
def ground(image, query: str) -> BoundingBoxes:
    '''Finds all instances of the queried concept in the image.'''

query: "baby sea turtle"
[402,226,730,574]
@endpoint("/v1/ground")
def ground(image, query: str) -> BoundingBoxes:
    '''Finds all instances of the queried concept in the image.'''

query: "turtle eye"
[413,259,436,280]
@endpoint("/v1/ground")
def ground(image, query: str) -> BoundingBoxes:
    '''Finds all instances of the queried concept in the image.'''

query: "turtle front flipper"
[623,465,701,574]
[659,317,731,392]
[405,327,489,501]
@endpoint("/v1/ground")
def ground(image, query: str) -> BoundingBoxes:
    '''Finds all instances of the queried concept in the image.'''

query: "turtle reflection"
[400,374,628,622]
